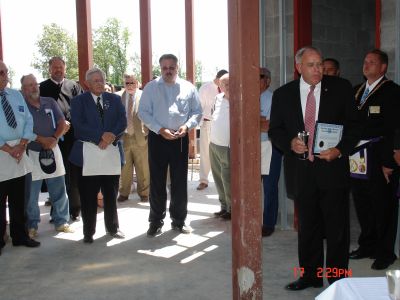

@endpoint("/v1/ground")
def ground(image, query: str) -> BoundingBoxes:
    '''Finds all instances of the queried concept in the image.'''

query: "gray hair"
[49,56,65,67]
[295,46,322,64]
[20,73,36,85]
[85,67,106,82]
[260,67,271,79]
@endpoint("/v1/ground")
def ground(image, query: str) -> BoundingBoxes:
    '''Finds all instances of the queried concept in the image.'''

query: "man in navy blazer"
[69,67,127,244]
[269,46,361,290]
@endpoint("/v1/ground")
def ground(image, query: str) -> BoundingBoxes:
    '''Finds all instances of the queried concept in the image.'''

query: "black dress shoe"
[109,229,125,239]
[285,279,323,291]
[371,258,396,270]
[12,238,41,248]
[147,224,162,237]
[214,209,227,217]
[83,236,94,244]
[221,212,231,220]
[349,248,372,259]
[171,223,192,234]
[262,227,275,237]
[70,215,80,222]
[117,195,128,202]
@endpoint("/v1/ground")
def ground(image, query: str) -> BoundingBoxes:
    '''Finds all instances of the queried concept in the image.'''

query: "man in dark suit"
[349,49,400,270]
[40,57,83,221]
[69,67,127,244]
[269,46,360,290]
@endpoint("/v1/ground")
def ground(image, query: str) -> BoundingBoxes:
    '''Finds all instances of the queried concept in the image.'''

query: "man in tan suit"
[117,73,150,202]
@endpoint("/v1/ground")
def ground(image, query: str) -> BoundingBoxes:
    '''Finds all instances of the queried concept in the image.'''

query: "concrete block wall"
[312,0,375,85]
[381,0,398,82]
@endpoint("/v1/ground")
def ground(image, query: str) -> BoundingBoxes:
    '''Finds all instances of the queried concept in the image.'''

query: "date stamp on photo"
[293,267,353,278]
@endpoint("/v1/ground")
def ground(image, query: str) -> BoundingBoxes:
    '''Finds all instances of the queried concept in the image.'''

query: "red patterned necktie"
[304,85,316,161]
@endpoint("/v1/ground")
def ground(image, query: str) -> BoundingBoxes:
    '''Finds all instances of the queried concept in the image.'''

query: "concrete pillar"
[75,0,93,90]
[228,0,263,299]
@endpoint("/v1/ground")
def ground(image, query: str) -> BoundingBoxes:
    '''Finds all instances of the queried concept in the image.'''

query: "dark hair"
[159,54,178,64]
[366,49,389,65]
[216,69,228,79]
[323,58,340,70]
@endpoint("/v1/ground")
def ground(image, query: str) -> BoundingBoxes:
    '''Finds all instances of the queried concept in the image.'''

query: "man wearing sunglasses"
[117,73,149,203]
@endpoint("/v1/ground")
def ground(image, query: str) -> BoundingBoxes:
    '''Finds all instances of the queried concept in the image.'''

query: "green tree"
[32,23,79,80]
[93,18,130,85]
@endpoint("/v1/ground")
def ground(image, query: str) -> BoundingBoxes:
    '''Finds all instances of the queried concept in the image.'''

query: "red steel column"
[228,0,262,299]
[293,0,312,79]
[185,0,196,159]
[75,0,93,90]
[375,0,381,48]
[140,0,152,87]
[0,9,3,60]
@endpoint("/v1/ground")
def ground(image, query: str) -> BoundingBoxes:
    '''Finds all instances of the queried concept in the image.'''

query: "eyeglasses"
[125,82,137,85]
[0,70,9,77]
[161,66,176,71]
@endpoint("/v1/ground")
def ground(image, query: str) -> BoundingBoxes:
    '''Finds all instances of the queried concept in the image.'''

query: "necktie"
[127,94,134,135]
[96,97,104,123]
[304,85,316,161]
[1,91,17,129]
[359,87,369,106]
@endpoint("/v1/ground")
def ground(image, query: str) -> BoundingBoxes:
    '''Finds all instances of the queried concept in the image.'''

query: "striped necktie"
[359,87,369,106]
[96,96,104,123]
[304,85,316,161]
[1,91,17,129]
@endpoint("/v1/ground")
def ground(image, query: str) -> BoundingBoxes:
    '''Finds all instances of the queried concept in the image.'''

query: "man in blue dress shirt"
[138,54,202,237]
[0,61,40,254]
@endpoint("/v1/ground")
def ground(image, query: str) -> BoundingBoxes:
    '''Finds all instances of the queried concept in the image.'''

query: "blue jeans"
[25,175,70,229]
[262,145,282,229]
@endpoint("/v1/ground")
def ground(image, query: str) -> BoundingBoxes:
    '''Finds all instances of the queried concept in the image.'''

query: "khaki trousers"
[119,135,150,198]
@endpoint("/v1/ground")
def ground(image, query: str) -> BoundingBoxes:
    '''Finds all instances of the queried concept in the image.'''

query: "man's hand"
[291,137,308,154]
[62,120,71,135]
[174,125,188,138]
[317,148,341,162]
[159,128,178,140]
[39,136,58,150]
[394,150,400,166]
[382,166,393,184]
[101,132,116,145]
[260,117,269,133]
[98,140,109,150]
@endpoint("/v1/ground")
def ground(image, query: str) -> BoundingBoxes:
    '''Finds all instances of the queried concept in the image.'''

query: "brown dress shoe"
[140,196,149,202]
[117,195,128,202]
[196,183,208,190]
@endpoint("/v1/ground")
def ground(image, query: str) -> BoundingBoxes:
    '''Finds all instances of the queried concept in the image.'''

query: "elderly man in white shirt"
[209,73,231,220]
[196,69,228,191]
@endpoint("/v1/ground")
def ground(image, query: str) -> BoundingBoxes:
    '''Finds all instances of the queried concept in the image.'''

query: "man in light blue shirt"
[0,61,40,253]
[260,67,282,237]
[138,54,202,237]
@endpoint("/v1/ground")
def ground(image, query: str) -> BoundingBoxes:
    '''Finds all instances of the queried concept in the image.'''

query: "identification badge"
[369,106,380,114]
[18,105,24,112]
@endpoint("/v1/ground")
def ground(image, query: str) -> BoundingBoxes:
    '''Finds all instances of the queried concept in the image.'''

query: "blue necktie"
[1,91,17,129]
[359,87,369,106]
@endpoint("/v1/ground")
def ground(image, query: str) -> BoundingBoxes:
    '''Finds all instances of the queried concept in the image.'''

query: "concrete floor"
[0,171,397,300]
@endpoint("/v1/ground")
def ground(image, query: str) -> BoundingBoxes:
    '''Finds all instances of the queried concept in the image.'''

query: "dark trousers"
[262,145,282,229]
[296,166,350,284]
[148,131,188,227]
[0,175,30,247]
[75,166,120,238]
[351,168,399,261]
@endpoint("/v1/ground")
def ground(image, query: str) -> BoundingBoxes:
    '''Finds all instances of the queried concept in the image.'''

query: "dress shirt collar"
[300,76,321,94]
[366,75,384,91]
[91,93,103,106]
[50,78,64,86]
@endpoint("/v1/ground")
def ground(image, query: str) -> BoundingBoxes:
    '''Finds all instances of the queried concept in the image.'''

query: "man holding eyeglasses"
[138,54,202,237]
[117,73,149,203]
[0,61,41,254]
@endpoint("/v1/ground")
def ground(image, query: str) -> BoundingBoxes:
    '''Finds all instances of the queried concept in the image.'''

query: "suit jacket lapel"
[292,81,305,131]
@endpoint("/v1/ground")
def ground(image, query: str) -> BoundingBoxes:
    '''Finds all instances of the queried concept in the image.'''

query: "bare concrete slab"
[0,174,396,300]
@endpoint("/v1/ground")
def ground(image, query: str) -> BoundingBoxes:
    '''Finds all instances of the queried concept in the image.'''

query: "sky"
[1,0,228,88]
